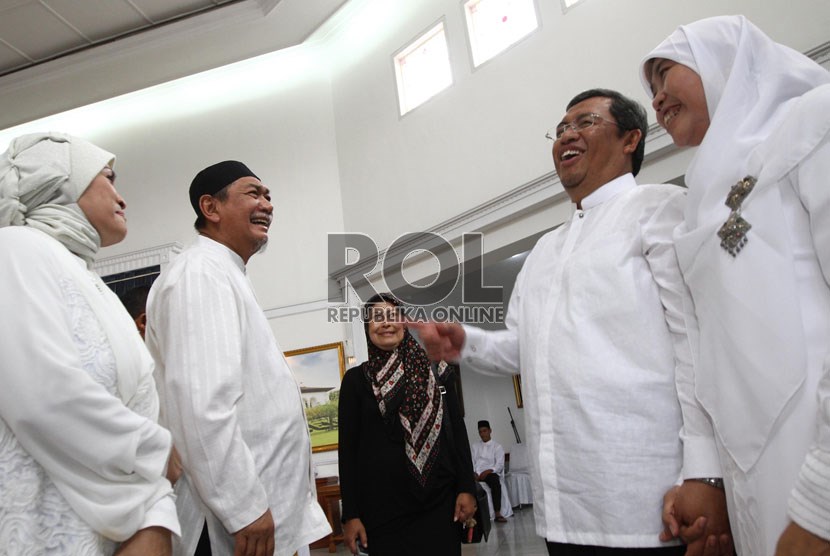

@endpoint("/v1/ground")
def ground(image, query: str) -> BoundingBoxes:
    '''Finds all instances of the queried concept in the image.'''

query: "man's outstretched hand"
[407,321,465,362]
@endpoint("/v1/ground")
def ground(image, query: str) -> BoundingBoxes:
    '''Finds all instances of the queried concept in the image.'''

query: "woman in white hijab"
[0,132,180,555]
[640,15,830,556]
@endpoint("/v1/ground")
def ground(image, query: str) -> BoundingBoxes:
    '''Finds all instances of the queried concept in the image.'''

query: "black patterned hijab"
[362,294,452,486]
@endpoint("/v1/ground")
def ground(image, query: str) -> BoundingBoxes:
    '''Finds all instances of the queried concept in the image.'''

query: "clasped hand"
[661,482,732,556]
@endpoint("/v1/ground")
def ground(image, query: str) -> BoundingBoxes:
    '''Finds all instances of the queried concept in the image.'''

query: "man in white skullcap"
[0,132,180,555]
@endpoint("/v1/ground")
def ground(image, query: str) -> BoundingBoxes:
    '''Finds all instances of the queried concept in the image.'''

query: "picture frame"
[512,375,524,408]
[285,342,346,453]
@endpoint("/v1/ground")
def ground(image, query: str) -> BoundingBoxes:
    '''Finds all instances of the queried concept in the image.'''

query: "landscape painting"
[284,342,346,453]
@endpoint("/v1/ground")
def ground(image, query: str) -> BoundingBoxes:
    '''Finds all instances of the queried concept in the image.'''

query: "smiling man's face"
[552,96,639,207]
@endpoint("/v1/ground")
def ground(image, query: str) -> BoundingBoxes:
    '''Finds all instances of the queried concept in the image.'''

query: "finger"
[432,322,448,332]
[718,534,734,556]
[662,513,680,539]
[454,500,462,522]
[261,534,272,556]
[360,529,368,549]
[266,534,275,556]
[234,536,247,556]
[684,540,705,556]
[700,534,723,556]
[679,516,707,543]
[254,535,266,556]
[661,488,679,537]
[345,535,357,554]
[714,533,735,556]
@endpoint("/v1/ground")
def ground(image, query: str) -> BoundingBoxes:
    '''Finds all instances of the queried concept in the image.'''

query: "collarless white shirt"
[472,439,505,476]
[461,175,695,547]
[147,235,330,556]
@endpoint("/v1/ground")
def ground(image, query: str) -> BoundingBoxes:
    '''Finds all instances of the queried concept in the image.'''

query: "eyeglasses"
[545,113,620,141]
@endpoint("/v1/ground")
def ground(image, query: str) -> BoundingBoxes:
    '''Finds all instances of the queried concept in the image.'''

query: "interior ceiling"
[0,0,350,130]
[0,0,242,78]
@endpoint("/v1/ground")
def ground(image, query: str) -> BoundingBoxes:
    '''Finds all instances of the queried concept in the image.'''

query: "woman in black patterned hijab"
[338,293,476,556]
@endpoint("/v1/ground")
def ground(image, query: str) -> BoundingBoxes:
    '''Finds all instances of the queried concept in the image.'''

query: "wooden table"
[311,477,344,553]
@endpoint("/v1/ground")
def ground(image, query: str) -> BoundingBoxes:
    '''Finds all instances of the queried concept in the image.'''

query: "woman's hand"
[343,518,368,555]
[454,492,477,523]
[115,526,172,556]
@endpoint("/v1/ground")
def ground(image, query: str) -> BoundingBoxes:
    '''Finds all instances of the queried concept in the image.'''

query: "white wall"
[2,0,829,467]
[319,0,830,450]
[325,0,829,251]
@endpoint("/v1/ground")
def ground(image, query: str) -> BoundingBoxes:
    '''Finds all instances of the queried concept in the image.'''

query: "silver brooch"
[717,176,756,257]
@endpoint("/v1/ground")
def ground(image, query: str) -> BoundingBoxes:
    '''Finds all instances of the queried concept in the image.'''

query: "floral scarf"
[364,331,452,486]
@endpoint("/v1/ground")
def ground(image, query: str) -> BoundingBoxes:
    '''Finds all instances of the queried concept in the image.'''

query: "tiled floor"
[310,505,548,556]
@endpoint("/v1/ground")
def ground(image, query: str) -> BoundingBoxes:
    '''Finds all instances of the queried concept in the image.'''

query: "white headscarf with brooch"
[0,132,114,265]
[639,16,830,474]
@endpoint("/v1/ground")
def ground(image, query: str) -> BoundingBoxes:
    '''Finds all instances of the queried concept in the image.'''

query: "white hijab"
[639,16,830,473]
[0,132,149,404]
[640,14,830,227]
[0,132,115,265]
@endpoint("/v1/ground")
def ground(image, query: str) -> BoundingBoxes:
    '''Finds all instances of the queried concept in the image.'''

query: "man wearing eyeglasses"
[412,89,732,555]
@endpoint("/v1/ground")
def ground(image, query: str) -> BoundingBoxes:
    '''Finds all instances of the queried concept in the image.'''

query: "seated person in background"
[119,284,151,340]
[472,420,507,522]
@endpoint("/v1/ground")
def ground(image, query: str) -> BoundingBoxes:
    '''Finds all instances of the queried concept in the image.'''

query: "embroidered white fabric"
[0,273,124,554]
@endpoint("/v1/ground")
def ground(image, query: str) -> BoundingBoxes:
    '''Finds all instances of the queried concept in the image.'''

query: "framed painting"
[512,375,524,408]
[285,342,346,453]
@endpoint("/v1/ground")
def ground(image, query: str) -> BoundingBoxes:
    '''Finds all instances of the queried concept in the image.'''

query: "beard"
[254,236,268,255]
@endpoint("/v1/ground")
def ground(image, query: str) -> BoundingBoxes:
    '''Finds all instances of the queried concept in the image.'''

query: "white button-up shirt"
[147,236,330,556]
[472,439,505,476]
[461,175,692,547]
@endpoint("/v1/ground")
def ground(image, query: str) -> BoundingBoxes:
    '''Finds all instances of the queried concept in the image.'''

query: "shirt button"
[578,212,584,219]
[471,346,477,352]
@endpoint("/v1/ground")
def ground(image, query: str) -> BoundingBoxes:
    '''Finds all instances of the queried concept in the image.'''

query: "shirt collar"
[196,234,246,274]
[578,173,636,211]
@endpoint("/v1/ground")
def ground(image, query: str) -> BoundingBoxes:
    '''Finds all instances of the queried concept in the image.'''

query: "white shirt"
[671,90,830,553]
[471,439,505,476]
[641,17,830,551]
[460,175,692,547]
[0,226,179,554]
[147,235,330,556]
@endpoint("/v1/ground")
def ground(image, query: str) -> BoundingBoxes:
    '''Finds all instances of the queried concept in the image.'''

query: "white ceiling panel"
[0,41,29,71]
[0,0,244,77]
[0,1,31,11]
[0,1,86,60]
[130,0,231,23]
[43,0,150,42]
[0,0,350,130]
